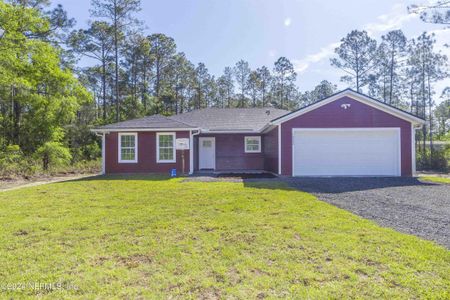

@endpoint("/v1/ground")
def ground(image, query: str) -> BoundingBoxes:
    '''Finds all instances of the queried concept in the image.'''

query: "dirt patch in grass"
[116,254,154,268]
[0,173,97,191]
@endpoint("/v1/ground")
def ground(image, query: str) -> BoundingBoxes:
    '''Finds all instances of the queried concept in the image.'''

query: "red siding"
[194,134,265,171]
[280,96,412,176]
[105,131,190,174]
[263,127,278,173]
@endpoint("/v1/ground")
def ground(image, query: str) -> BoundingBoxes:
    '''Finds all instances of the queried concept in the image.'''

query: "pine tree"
[91,0,141,122]
[273,57,297,109]
[331,30,377,92]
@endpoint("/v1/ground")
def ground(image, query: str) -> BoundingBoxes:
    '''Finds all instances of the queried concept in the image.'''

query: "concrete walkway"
[0,174,98,192]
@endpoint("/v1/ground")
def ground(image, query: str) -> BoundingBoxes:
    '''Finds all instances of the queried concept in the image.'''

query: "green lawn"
[0,175,449,299]
[420,176,450,184]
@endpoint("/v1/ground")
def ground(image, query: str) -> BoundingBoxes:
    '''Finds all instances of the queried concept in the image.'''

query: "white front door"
[292,128,401,176]
[199,137,215,170]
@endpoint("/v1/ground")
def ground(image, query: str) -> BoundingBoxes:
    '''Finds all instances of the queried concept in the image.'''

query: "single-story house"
[92,89,425,177]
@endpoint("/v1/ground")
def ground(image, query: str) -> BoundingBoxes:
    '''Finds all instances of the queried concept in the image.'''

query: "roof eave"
[200,129,260,134]
[91,127,198,133]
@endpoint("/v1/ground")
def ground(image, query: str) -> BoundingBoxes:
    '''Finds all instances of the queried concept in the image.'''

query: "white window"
[157,132,176,163]
[245,136,261,153]
[118,133,138,163]
[202,140,212,148]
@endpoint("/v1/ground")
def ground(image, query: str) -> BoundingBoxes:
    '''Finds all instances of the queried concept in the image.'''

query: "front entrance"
[199,137,216,170]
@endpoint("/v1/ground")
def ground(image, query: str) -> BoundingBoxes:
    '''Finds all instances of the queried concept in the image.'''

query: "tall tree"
[220,67,235,108]
[434,88,449,138]
[409,1,450,26]
[256,66,272,107]
[233,60,251,107]
[6,1,76,45]
[170,52,195,114]
[247,70,261,107]
[273,57,297,109]
[68,21,114,121]
[407,32,448,160]
[122,33,151,118]
[217,73,234,108]
[331,30,377,92]
[299,80,337,106]
[148,33,176,111]
[91,0,141,122]
[0,1,90,154]
[194,63,210,109]
[381,30,408,105]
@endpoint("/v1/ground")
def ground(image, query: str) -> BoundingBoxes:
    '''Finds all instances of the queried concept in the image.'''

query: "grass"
[420,176,450,184]
[0,175,449,299]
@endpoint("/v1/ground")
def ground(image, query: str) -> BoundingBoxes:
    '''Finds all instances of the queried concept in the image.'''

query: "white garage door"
[292,128,401,176]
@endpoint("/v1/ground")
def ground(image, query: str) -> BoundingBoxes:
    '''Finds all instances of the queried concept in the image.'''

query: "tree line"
[69,27,336,121]
[330,29,449,166]
[0,0,448,174]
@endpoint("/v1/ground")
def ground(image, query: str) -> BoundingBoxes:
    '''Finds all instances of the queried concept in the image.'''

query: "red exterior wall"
[105,131,190,174]
[280,96,412,176]
[263,127,278,173]
[194,134,265,171]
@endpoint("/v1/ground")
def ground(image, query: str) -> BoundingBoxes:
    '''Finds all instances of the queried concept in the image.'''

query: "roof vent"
[265,109,270,115]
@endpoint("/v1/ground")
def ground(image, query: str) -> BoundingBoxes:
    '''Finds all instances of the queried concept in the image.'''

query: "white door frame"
[199,137,216,170]
[292,127,401,176]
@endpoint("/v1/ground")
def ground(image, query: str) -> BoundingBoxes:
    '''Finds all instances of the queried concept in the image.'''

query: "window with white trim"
[157,132,176,163]
[118,133,137,163]
[245,136,261,153]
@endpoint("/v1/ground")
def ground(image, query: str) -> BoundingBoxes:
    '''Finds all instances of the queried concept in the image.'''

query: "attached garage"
[292,128,400,176]
[271,89,425,177]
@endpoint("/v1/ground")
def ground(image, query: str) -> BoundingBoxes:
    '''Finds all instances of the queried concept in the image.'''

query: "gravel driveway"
[286,177,450,249]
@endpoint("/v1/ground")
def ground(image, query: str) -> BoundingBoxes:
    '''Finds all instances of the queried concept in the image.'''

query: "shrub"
[0,145,38,178]
[50,159,101,175]
[35,142,72,171]
[416,145,449,172]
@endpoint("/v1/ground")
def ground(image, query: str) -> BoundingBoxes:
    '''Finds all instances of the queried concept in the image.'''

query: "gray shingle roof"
[170,108,290,132]
[94,108,290,132]
[96,114,196,130]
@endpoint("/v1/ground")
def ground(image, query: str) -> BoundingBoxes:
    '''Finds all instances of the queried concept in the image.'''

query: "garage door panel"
[293,129,400,176]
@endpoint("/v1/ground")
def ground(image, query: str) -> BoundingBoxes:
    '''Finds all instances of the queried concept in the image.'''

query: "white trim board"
[118,132,138,163]
[278,125,281,175]
[271,90,425,126]
[92,127,197,133]
[101,133,106,174]
[412,124,418,176]
[244,136,262,153]
[156,132,176,163]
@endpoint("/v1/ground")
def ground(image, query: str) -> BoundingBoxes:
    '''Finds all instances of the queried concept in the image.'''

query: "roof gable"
[271,89,425,125]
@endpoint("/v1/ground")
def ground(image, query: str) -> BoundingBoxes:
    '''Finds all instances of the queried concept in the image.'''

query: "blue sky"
[60,0,449,100]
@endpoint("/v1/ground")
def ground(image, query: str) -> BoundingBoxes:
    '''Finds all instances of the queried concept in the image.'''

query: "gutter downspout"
[189,130,201,175]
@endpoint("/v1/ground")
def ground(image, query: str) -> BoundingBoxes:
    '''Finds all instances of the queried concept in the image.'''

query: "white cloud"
[292,3,422,75]
[363,3,416,36]
[284,18,292,27]
[293,42,340,73]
